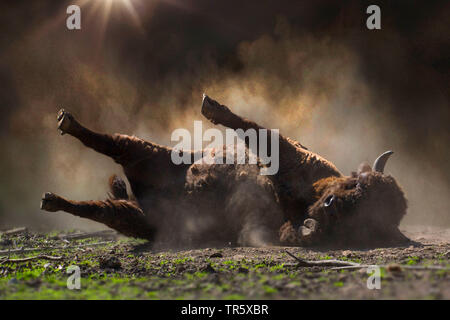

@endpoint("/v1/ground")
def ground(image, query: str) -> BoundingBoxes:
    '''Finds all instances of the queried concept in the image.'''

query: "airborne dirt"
[0,226,448,299]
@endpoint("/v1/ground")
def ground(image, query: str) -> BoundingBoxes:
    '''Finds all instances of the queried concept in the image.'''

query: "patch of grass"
[253,263,266,271]
[224,294,245,300]
[159,259,169,266]
[406,256,420,265]
[262,285,278,294]
[272,274,285,281]
[146,291,159,299]
[193,271,207,278]
[173,257,193,264]
[269,263,285,272]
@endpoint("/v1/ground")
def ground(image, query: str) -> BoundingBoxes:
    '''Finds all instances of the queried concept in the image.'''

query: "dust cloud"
[0,1,448,231]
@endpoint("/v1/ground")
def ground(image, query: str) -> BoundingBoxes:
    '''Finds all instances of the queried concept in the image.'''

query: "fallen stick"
[0,227,28,236]
[285,250,450,271]
[57,230,117,240]
[0,241,113,256]
[0,254,62,264]
[285,250,360,267]
[330,264,450,271]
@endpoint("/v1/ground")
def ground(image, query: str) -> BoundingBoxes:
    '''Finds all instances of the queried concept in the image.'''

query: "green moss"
[272,274,285,280]
[406,256,420,265]
[262,285,277,294]
[269,263,285,272]
[224,294,245,300]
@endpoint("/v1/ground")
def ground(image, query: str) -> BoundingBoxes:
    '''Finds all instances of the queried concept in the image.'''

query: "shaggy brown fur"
[299,173,407,246]
[40,96,409,248]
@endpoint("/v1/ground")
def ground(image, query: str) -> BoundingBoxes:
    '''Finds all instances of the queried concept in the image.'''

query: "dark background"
[0,0,448,230]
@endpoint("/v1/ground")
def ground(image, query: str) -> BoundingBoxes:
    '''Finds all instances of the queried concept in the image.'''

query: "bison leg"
[40,192,155,240]
[202,95,266,133]
[56,109,170,165]
[57,109,121,159]
[201,94,308,150]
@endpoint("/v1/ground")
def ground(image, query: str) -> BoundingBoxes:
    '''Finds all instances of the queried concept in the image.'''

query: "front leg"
[55,109,173,167]
[56,109,123,159]
[41,192,155,240]
[40,192,70,212]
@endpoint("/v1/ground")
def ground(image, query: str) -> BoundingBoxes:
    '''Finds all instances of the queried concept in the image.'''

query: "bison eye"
[324,195,335,207]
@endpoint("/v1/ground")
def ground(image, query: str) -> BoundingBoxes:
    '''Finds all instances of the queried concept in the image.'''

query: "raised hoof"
[298,218,319,245]
[57,109,75,135]
[201,94,231,125]
[40,192,64,212]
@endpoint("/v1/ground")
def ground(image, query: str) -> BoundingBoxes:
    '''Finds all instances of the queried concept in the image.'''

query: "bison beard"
[40,95,409,248]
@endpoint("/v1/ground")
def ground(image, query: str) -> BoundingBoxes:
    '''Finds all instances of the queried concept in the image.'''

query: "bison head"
[298,151,408,247]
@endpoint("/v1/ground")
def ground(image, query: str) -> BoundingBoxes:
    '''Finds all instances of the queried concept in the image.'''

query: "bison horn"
[373,150,394,173]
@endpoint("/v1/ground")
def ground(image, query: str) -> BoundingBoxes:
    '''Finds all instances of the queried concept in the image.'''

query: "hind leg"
[56,109,169,165]
[57,109,121,159]
[40,192,155,240]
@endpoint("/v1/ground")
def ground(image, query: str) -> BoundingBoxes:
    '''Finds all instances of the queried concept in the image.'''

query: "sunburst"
[72,0,147,55]
[79,0,143,30]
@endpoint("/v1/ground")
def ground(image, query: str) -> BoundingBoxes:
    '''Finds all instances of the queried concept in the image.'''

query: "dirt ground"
[0,225,448,299]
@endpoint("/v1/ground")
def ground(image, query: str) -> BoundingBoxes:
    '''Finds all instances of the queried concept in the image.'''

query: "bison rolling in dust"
[40,95,409,248]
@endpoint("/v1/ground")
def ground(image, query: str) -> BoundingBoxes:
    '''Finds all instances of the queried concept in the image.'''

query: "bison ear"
[357,162,372,175]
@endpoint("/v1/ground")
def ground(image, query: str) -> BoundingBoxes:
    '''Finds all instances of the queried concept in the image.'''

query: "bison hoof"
[40,192,63,212]
[298,218,319,245]
[57,109,75,135]
[201,94,231,124]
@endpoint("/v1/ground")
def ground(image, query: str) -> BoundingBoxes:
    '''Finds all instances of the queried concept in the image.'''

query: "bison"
[40,95,409,248]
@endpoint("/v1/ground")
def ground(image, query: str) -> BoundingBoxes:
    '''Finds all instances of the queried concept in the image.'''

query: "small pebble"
[386,263,403,273]
[342,250,352,257]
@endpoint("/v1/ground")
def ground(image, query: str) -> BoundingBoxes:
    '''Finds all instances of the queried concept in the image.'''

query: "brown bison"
[40,95,409,247]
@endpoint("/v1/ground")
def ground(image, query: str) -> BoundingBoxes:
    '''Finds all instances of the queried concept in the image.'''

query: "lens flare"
[70,0,146,54]
[81,0,143,30]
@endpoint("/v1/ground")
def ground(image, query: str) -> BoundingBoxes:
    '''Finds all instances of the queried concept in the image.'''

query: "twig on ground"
[0,254,62,264]
[330,264,450,271]
[0,241,113,256]
[56,230,117,240]
[285,250,450,272]
[0,227,28,236]
[285,250,360,267]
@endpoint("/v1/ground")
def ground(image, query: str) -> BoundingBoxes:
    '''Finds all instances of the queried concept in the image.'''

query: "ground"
[0,226,448,300]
